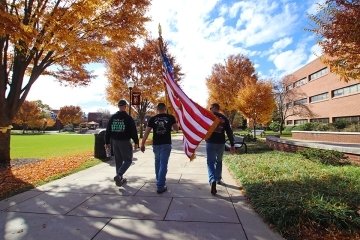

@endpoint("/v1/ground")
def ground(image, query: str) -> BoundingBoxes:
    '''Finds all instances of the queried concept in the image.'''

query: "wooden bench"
[251,129,265,137]
[225,134,247,153]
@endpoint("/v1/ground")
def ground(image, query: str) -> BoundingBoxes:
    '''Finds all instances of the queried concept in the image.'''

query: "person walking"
[105,99,139,187]
[206,103,235,195]
[140,103,178,194]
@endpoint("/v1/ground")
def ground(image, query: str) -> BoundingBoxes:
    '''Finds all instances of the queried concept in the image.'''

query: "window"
[286,120,293,125]
[286,84,293,91]
[310,118,329,123]
[294,77,307,87]
[286,102,293,108]
[310,92,328,103]
[309,67,329,81]
[333,116,360,123]
[294,98,307,105]
[294,119,308,125]
[332,84,360,97]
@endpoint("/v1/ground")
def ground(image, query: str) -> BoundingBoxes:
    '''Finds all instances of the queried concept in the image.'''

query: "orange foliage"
[236,81,276,127]
[0,0,151,165]
[106,38,182,107]
[13,101,42,131]
[206,54,257,116]
[309,0,360,81]
[0,151,93,199]
[57,105,83,126]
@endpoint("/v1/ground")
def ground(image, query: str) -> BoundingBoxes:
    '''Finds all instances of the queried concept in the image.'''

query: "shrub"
[314,123,330,131]
[332,120,348,130]
[299,148,349,166]
[269,121,281,132]
[284,125,295,133]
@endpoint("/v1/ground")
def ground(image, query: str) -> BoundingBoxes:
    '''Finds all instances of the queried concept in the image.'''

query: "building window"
[310,92,328,103]
[294,77,307,87]
[294,119,308,125]
[286,84,293,91]
[286,120,293,125]
[294,98,307,105]
[309,67,329,81]
[310,118,329,123]
[332,83,360,97]
[333,116,360,123]
[286,102,293,108]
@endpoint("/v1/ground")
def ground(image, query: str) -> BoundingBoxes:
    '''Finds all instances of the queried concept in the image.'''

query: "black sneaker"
[157,186,168,194]
[211,181,217,195]
[115,177,127,187]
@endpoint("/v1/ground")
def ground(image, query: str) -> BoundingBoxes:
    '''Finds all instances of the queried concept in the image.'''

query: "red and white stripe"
[162,71,219,160]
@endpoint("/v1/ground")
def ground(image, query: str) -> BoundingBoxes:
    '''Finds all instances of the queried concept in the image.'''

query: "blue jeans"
[153,144,172,189]
[206,143,225,184]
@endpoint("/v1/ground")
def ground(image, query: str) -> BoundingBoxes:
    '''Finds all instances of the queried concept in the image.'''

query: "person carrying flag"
[206,103,235,195]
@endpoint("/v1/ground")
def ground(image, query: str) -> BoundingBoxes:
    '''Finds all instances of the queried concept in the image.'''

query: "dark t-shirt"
[206,112,234,145]
[147,113,176,145]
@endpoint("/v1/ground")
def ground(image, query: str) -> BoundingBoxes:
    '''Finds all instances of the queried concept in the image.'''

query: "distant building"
[88,112,109,128]
[285,57,360,125]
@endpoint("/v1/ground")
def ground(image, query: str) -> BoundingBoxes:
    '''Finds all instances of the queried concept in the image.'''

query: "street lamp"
[127,79,135,116]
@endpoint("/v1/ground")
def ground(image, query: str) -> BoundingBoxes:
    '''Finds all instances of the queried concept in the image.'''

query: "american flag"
[158,28,220,160]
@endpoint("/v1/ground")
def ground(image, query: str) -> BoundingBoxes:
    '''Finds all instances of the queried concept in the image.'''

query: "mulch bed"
[0,151,93,200]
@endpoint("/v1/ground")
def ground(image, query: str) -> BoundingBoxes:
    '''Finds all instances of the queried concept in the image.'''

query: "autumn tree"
[309,0,360,81]
[0,0,151,166]
[206,54,257,124]
[106,38,182,137]
[236,81,276,138]
[57,105,83,130]
[13,100,41,133]
[273,75,314,134]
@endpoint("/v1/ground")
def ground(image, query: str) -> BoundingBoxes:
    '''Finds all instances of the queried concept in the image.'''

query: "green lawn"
[225,141,360,240]
[10,134,94,159]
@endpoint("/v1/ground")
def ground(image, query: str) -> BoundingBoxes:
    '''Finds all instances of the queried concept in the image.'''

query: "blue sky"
[27,0,324,113]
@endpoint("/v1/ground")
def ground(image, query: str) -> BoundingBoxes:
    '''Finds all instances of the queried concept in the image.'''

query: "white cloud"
[271,47,308,74]
[272,37,293,51]
[27,66,118,113]
[307,0,326,15]
[25,0,317,112]
[307,43,323,62]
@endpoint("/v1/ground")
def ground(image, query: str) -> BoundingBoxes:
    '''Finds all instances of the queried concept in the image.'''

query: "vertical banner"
[131,91,141,106]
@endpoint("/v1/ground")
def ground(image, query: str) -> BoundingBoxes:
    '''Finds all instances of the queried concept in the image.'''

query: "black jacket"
[105,111,139,145]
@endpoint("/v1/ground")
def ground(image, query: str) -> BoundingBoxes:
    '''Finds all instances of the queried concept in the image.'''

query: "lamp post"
[127,79,135,116]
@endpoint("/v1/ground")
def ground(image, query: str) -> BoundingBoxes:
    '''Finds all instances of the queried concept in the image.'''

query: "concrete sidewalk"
[0,137,283,240]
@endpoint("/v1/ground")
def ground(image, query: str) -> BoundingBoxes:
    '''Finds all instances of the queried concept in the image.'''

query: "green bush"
[269,121,281,132]
[284,125,295,133]
[299,148,349,166]
[314,123,330,131]
[332,120,348,130]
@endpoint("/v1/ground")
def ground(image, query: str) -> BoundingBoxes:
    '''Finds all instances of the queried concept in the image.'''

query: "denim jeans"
[153,144,172,189]
[112,139,133,177]
[206,143,225,184]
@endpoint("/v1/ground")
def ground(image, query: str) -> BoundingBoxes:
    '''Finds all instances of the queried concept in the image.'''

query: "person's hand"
[140,145,145,152]
[230,146,236,154]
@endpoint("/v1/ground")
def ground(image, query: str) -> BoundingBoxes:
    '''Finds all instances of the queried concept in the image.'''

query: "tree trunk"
[280,119,284,135]
[0,130,11,168]
[253,121,256,140]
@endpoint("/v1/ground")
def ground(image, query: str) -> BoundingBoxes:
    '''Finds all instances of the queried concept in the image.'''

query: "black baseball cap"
[118,99,127,106]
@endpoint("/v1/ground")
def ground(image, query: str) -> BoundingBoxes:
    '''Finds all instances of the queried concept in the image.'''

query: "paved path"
[0,137,283,240]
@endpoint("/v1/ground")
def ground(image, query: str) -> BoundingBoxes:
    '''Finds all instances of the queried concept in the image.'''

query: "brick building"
[285,57,360,125]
